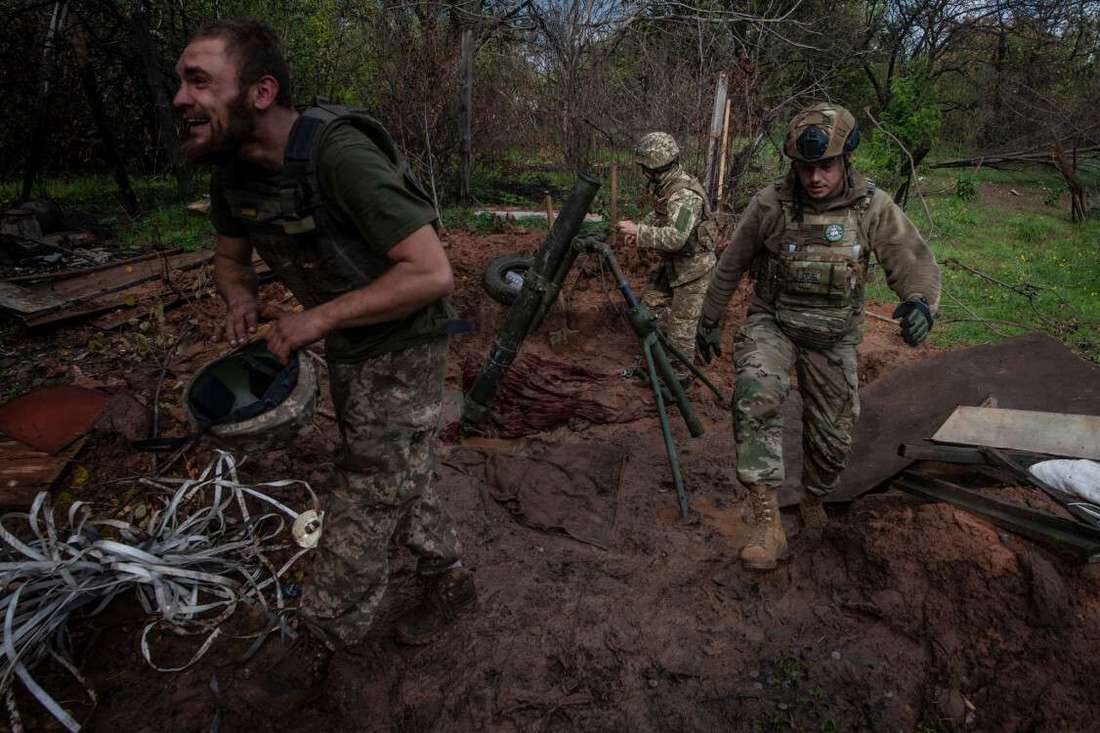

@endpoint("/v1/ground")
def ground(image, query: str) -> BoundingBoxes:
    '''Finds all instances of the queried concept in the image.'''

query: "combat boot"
[395,568,477,646]
[740,485,787,572]
[799,490,828,529]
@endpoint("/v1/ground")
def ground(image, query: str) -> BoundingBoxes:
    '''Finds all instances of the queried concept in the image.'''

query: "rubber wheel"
[484,254,534,305]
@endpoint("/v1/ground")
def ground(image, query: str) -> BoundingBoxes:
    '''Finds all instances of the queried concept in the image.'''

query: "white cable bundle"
[0,450,323,732]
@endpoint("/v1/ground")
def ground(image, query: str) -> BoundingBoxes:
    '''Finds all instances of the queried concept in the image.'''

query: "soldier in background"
[618,132,718,389]
[695,103,940,571]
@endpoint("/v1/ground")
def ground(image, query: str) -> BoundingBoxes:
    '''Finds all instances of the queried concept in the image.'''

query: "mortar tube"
[528,244,581,333]
[462,172,602,427]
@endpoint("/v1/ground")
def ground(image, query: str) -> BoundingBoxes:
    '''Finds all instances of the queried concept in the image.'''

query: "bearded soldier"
[618,132,718,388]
[173,18,474,709]
[695,103,940,571]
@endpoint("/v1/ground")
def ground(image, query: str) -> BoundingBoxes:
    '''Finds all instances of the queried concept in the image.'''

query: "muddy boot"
[740,485,787,572]
[395,568,477,646]
[799,491,828,529]
[238,627,333,716]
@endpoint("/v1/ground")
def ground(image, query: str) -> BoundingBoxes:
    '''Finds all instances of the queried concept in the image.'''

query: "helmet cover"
[784,103,860,162]
[634,132,680,170]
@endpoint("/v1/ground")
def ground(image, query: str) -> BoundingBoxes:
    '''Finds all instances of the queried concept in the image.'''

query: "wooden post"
[703,71,730,204]
[715,99,732,214]
[458,29,474,204]
[609,164,618,247]
[543,192,554,229]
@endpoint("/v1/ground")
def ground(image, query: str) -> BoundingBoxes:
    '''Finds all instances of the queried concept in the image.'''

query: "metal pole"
[643,336,690,519]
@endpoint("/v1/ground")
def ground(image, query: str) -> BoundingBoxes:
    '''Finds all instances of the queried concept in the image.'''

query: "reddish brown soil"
[5,226,1099,732]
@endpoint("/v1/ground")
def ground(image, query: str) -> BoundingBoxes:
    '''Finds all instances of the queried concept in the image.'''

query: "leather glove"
[892,298,933,347]
[695,319,722,364]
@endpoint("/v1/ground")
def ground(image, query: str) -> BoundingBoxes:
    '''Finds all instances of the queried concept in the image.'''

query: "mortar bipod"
[572,235,728,520]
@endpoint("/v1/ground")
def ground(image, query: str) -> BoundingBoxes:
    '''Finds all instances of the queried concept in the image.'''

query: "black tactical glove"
[695,319,722,364]
[892,297,933,347]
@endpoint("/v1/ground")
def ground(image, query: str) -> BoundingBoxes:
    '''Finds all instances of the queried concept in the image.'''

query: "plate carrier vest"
[218,102,459,349]
[753,181,876,348]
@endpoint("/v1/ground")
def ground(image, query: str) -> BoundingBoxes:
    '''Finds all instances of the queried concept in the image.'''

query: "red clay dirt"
[5,226,1100,732]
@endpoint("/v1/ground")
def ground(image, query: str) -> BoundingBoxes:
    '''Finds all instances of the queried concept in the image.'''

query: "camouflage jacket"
[637,166,717,287]
[701,169,940,324]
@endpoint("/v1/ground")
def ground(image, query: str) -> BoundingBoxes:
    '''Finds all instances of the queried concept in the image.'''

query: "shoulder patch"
[675,204,694,233]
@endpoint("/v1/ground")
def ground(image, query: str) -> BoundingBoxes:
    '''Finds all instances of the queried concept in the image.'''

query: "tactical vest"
[653,175,718,257]
[652,173,719,286]
[753,182,876,348]
[218,103,455,357]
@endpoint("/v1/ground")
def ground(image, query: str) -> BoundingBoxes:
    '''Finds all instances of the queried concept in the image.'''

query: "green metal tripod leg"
[642,332,690,519]
[657,331,729,404]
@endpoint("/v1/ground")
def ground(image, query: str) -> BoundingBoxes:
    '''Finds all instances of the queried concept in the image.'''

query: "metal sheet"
[0,386,108,453]
[933,407,1100,460]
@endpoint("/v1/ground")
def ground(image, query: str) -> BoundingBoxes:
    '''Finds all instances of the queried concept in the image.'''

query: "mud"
[5,227,1100,732]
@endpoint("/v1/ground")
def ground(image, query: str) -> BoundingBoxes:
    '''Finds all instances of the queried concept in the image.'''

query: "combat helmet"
[783,103,860,162]
[634,132,680,170]
[185,340,319,453]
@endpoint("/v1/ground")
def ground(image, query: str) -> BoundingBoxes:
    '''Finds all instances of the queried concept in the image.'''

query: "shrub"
[955,174,978,201]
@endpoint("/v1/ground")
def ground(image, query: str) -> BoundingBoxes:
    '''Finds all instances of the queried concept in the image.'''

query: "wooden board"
[0,250,211,322]
[932,406,1100,460]
[0,280,67,314]
[0,438,83,506]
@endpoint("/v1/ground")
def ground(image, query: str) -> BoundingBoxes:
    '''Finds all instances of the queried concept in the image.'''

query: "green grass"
[1,172,214,253]
[865,167,1100,361]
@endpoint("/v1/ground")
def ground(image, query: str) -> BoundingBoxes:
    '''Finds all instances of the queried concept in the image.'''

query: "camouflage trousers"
[732,312,861,496]
[299,338,462,646]
[642,271,710,380]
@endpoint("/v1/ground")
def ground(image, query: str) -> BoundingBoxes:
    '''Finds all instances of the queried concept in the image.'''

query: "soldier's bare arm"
[700,195,766,324]
[213,233,259,345]
[636,189,702,253]
[866,192,941,313]
[266,224,453,362]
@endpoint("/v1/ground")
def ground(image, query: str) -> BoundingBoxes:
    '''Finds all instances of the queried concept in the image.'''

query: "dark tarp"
[822,333,1100,505]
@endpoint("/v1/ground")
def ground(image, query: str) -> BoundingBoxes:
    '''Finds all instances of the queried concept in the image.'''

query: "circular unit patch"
[823,223,845,242]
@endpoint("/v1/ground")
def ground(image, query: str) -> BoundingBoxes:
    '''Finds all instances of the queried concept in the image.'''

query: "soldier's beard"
[180,92,256,166]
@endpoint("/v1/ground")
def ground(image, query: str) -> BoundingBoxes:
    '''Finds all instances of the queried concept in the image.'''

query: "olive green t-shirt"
[209,119,447,362]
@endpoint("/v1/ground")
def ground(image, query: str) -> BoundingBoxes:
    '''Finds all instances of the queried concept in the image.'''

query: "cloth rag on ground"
[460,352,647,438]
[1030,460,1100,505]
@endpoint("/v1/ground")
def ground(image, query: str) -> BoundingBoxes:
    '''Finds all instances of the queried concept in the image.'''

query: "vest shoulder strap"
[663,176,711,217]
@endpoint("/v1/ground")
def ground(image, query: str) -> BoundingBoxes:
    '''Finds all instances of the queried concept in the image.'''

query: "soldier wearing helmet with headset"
[695,103,941,572]
[618,132,719,390]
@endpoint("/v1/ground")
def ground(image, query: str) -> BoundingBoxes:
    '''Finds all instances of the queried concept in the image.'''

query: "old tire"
[484,254,534,305]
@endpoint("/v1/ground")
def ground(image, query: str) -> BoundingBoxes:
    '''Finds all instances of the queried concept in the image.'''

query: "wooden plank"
[0,280,67,314]
[35,249,209,299]
[0,437,82,506]
[1,248,183,284]
[932,406,1100,460]
[1,250,212,324]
